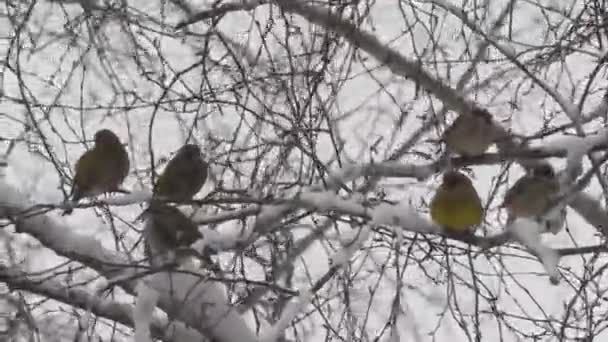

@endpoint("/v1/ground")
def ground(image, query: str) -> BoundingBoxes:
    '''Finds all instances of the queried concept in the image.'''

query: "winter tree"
[1,0,608,341]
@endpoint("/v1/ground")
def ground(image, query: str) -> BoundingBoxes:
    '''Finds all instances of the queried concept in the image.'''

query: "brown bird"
[143,203,202,258]
[502,164,560,225]
[64,129,129,214]
[153,144,208,203]
[143,203,218,269]
[442,108,499,157]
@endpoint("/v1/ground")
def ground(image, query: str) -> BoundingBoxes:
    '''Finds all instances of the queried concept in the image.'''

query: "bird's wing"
[117,147,130,180]
[440,116,463,141]
[153,157,180,194]
[458,184,484,215]
[73,151,102,192]
[502,176,532,206]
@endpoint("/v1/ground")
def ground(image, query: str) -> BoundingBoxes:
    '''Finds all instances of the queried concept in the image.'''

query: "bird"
[502,163,560,226]
[143,202,217,269]
[442,108,499,157]
[430,170,483,233]
[143,203,202,257]
[63,129,129,215]
[153,144,208,203]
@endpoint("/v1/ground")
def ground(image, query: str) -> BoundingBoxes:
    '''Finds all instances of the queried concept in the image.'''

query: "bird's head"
[532,163,555,179]
[94,129,121,146]
[177,144,202,160]
[470,107,493,124]
[442,170,471,188]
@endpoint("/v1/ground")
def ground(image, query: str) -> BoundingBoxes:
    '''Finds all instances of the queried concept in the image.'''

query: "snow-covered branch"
[0,181,254,342]
[0,265,205,342]
[145,266,256,342]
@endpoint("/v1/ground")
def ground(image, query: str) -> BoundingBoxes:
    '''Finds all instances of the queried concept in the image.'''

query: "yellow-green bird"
[64,129,129,215]
[430,171,483,232]
[153,144,208,202]
[442,108,499,157]
[502,164,560,225]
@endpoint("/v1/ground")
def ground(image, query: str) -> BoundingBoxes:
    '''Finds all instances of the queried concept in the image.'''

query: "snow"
[370,202,440,234]
[147,264,257,342]
[133,281,159,342]
[258,290,313,342]
[329,226,371,267]
[507,218,561,284]
[195,225,246,251]
[105,190,153,206]
[544,128,608,178]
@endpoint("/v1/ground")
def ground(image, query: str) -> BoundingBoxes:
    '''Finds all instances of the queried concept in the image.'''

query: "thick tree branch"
[0,265,205,342]
[0,181,254,342]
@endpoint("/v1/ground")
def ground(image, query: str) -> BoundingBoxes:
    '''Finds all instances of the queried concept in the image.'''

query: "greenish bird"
[430,171,483,232]
[64,129,129,215]
[153,144,208,203]
[502,164,560,225]
[442,108,499,157]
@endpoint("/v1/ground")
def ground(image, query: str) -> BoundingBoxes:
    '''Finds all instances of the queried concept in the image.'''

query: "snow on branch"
[145,265,257,342]
[570,193,608,237]
[22,190,153,216]
[0,182,142,288]
[134,282,160,342]
[0,181,254,342]
[507,219,561,284]
[191,205,259,225]
[254,188,517,249]
[258,290,313,342]
[0,265,204,342]
[545,128,608,179]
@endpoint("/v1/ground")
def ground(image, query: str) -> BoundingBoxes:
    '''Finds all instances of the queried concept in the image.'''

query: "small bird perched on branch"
[430,170,483,233]
[143,202,216,269]
[442,108,499,157]
[153,144,208,203]
[502,163,561,229]
[63,129,129,215]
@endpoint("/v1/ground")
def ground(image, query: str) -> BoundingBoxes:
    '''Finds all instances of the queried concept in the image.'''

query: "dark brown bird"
[143,202,202,261]
[153,144,208,202]
[64,129,129,214]
[143,203,220,270]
